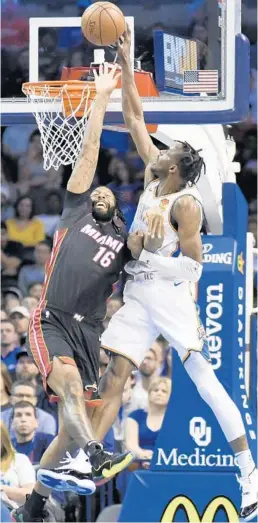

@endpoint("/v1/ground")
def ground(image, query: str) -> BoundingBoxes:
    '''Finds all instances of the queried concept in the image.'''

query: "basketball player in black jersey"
[11,64,134,523]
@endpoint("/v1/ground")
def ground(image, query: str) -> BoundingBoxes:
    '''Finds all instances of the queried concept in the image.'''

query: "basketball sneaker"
[237,467,258,521]
[88,444,134,486]
[37,449,96,496]
[11,495,48,522]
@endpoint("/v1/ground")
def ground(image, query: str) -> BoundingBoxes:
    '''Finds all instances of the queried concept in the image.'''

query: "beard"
[17,370,32,381]
[139,367,152,377]
[92,204,116,223]
[1,341,10,348]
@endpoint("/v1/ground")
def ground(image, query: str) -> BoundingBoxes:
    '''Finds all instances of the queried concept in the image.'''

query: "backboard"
[1,0,250,125]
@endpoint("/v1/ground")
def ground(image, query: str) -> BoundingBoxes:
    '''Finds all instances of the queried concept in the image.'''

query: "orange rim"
[22,80,96,96]
[22,81,97,117]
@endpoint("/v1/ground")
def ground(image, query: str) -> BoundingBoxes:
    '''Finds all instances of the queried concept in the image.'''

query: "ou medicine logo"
[190,417,212,447]
[160,495,238,522]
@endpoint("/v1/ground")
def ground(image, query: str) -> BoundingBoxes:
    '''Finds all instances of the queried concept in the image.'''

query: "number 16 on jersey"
[93,247,115,268]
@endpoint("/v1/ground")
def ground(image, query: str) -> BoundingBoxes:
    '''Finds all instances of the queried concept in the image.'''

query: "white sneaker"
[37,449,96,496]
[237,467,258,521]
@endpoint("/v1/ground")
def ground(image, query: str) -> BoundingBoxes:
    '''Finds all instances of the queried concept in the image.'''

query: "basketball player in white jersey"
[89,26,257,520]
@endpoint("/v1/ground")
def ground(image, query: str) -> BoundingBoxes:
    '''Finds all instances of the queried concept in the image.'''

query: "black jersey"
[40,189,128,321]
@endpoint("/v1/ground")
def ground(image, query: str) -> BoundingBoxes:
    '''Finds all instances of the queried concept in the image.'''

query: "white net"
[23,83,93,171]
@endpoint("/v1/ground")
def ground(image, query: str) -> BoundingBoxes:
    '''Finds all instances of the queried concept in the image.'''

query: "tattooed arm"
[67,64,121,194]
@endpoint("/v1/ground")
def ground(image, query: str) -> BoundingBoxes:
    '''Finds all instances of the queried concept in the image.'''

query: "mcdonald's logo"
[161,495,238,522]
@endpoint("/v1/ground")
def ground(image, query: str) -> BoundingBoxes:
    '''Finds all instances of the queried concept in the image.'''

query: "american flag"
[183,70,218,93]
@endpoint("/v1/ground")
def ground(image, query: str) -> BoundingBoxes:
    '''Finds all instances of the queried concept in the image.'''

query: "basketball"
[81,1,126,46]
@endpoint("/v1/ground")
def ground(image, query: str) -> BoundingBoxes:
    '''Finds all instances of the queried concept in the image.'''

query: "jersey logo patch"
[159,199,170,211]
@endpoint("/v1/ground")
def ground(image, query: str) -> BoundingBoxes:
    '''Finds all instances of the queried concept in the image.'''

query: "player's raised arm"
[139,196,203,282]
[67,63,121,194]
[116,26,159,186]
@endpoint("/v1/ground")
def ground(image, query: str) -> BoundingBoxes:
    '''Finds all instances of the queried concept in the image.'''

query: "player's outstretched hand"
[93,63,121,95]
[116,23,131,64]
[144,207,164,252]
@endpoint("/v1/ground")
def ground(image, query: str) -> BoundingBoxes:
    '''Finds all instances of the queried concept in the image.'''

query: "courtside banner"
[119,471,239,522]
[151,255,240,472]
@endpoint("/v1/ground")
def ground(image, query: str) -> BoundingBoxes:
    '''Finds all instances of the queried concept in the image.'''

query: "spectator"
[15,350,39,385]
[6,195,45,249]
[125,377,172,464]
[1,320,21,375]
[0,380,57,437]
[2,288,22,316]
[129,349,158,412]
[1,221,24,285]
[2,125,37,160]
[21,297,38,314]
[11,401,54,464]
[38,29,66,84]
[1,501,12,522]
[28,282,43,301]
[0,310,8,321]
[1,186,15,221]
[108,158,139,229]
[0,362,12,411]
[102,427,115,453]
[0,421,35,511]
[16,130,47,192]
[113,375,135,451]
[66,45,86,68]
[18,241,51,297]
[37,190,63,238]
[17,130,63,201]
[160,347,173,379]
[151,340,165,375]
[9,307,30,347]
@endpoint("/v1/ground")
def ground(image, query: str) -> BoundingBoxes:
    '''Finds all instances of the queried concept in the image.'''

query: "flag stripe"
[183,70,218,93]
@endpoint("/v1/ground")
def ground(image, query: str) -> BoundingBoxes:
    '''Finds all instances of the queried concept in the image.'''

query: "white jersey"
[125,179,203,276]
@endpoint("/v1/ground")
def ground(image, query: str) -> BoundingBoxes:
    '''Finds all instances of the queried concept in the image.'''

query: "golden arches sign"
[161,495,238,522]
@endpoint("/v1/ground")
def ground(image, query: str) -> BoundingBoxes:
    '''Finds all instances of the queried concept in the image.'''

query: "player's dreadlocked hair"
[112,199,127,234]
[176,141,205,187]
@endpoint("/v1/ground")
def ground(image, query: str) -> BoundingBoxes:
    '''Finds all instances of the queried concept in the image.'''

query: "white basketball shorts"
[101,277,209,368]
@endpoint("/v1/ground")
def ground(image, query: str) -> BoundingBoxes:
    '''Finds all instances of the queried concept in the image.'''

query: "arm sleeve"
[139,250,203,282]
[15,454,36,486]
[58,190,91,229]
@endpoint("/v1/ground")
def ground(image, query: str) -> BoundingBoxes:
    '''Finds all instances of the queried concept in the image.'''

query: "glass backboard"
[1,0,250,124]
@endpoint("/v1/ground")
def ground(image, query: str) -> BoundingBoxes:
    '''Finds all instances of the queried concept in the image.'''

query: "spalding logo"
[202,243,213,254]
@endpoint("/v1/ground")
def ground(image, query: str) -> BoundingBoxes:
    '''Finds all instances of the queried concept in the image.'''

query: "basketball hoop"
[22,81,97,171]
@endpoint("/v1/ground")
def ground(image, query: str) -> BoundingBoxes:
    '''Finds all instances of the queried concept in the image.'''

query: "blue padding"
[101,130,129,152]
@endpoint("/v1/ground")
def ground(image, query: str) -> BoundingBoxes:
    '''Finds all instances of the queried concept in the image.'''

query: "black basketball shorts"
[27,306,102,404]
